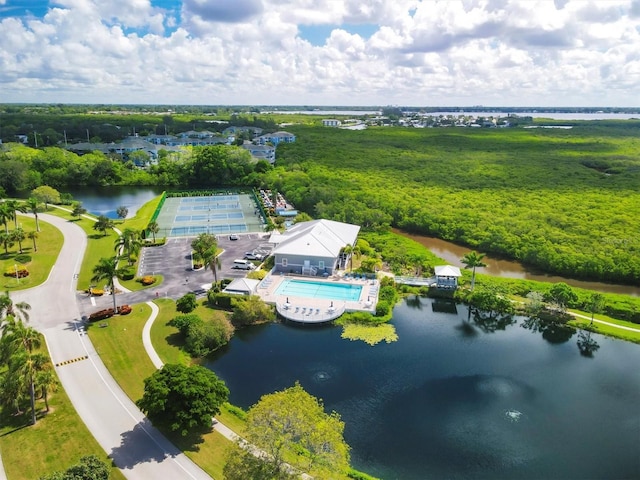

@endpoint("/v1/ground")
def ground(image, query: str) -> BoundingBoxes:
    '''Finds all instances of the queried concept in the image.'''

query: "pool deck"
[257,272,379,323]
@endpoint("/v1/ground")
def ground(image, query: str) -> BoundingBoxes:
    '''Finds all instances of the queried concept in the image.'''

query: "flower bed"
[118,305,132,315]
[138,275,156,286]
[4,266,29,278]
[88,308,115,322]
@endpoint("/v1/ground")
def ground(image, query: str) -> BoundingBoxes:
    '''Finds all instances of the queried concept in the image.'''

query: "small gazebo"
[434,265,462,289]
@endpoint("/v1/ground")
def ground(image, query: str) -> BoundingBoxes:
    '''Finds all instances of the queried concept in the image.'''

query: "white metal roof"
[273,219,360,258]
[434,265,462,277]
[223,278,260,294]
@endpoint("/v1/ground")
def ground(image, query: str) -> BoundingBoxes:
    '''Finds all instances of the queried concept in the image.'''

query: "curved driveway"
[12,214,211,480]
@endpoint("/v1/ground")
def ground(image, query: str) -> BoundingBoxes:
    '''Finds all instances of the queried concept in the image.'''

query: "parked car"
[229,234,239,240]
[244,251,264,261]
[232,259,255,270]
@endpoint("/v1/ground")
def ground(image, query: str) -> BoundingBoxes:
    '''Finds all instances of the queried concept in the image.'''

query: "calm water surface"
[64,186,163,219]
[396,229,640,297]
[206,298,640,480]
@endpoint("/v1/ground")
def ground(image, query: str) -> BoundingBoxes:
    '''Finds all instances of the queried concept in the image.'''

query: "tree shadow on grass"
[0,408,31,436]
[161,423,211,454]
[165,330,186,349]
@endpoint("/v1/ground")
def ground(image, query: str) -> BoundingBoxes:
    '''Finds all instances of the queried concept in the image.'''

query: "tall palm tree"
[93,215,114,237]
[0,202,13,234]
[24,197,41,232]
[0,291,31,323]
[0,366,28,415]
[114,228,142,265]
[91,257,121,311]
[6,200,27,229]
[35,363,57,412]
[1,317,40,356]
[461,251,487,291]
[343,243,361,272]
[28,230,38,252]
[204,249,222,283]
[191,233,216,263]
[0,231,11,254]
[11,227,26,254]
[147,220,159,243]
[0,312,42,425]
[12,351,48,424]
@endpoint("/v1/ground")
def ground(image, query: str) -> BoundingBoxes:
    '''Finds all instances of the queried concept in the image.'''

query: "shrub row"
[88,308,115,322]
[88,304,132,321]
[118,305,132,315]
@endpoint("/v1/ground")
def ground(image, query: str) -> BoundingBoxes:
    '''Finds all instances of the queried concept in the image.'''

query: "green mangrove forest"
[1,107,638,287]
[268,123,640,285]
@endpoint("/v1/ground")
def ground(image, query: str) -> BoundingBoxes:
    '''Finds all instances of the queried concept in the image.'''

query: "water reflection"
[405,294,423,310]
[521,315,576,345]
[206,297,640,479]
[577,330,600,357]
[431,298,458,314]
[472,309,516,333]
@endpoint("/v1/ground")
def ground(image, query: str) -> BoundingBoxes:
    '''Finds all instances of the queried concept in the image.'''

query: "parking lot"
[137,232,272,285]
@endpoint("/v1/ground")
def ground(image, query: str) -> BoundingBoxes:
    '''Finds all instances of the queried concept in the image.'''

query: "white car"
[244,252,264,261]
[229,234,239,240]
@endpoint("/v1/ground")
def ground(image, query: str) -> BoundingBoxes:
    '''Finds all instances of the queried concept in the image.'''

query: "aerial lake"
[59,187,639,478]
[205,298,640,479]
[63,186,164,219]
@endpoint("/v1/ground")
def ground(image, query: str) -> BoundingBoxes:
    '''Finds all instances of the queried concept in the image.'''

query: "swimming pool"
[275,279,362,301]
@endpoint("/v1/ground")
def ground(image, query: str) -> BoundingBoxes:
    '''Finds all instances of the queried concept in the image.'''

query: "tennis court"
[154,193,266,237]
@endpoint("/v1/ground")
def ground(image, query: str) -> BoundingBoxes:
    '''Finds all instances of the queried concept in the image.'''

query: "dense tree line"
[269,125,640,284]
[0,143,269,193]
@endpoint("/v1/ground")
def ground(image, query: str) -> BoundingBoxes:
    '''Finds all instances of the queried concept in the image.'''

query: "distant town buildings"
[64,128,296,166]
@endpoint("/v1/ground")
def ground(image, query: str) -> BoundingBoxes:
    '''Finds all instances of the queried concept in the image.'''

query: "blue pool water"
[275,279,362,301]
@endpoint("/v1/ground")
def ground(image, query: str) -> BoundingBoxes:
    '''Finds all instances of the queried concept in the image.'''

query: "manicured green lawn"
[149,298,193,366]
[119,194,164,232]
[1,216,63,291]
[568,309,640,344]
[87,303,157,401]
[0,358,125,480]
[89,297,239,479]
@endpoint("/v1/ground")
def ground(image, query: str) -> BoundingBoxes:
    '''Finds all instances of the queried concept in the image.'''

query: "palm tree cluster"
[0,198,41,254]
[0,292,56,425]
[91,227,146,312]
[191,233,220,283]
[115,228,143,266]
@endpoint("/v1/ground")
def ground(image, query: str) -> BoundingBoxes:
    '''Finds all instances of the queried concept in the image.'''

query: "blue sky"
[298,23,379,46]
[0,0,639,106]
[0,0,49,19]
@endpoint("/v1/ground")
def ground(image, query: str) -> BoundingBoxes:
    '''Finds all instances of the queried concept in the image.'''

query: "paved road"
[12,214,212,480]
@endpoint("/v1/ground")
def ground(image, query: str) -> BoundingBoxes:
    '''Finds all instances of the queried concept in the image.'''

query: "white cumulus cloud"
[0,0,638,106]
